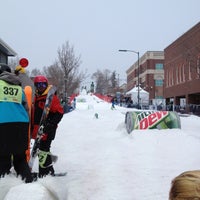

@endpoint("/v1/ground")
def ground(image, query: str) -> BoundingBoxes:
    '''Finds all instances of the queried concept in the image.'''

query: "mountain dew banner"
[125,111,181,133]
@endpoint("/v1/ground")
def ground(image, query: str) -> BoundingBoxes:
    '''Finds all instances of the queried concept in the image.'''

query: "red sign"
[19,58,29,68]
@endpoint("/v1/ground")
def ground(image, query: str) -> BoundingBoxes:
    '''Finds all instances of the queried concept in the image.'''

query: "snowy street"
[1,93,200,200]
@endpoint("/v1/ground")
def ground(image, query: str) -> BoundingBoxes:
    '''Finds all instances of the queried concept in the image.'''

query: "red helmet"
[34,75,48,84]
[34,75,48,94]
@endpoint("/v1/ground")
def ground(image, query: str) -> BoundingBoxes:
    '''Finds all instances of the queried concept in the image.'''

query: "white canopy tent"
[126,86,149,106]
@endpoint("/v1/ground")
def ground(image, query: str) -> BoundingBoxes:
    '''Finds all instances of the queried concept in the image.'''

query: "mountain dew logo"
[125,111,181,133]
[135,111,169,129]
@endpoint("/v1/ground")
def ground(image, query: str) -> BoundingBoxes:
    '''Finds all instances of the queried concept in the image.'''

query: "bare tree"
[92,69,112,94]
[43,63,63,92]
[30,68,42,77]
[56,41,86,100]
[92,70,104,93]
[20,41,87,99]
[110,71,118,90]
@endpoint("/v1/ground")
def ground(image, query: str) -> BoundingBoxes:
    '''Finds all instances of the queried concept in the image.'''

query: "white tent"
[126,86,149,106]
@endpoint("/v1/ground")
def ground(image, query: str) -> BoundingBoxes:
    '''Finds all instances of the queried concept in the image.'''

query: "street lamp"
[119,49,140,109]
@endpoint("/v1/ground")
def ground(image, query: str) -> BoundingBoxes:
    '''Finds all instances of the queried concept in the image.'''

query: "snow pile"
[0,92,200,200]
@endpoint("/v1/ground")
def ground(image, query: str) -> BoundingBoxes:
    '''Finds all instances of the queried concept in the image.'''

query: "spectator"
[169,170,200,200]
[0,64,33,183]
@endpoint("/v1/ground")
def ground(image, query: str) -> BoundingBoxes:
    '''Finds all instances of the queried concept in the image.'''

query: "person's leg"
[11,122,33,182]
[0,154,11,177]
[38,139,55,177]
[0,124,12,176]
[13,153,33,183]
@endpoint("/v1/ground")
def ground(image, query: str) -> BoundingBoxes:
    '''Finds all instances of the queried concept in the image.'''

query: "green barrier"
[125,111,181,133]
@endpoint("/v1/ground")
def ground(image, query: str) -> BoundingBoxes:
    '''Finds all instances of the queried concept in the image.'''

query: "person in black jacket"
[31,75,64,177]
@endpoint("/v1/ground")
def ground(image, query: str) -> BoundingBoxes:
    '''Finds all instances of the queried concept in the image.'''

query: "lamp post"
[119,49,140,109]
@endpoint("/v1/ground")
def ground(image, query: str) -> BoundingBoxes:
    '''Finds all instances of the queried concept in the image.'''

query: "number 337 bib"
[0,80,22,103]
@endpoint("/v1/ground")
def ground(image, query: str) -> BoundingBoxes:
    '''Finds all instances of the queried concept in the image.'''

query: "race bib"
[0,80,22,103]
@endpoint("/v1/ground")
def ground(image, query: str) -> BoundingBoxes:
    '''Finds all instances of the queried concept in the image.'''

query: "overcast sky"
[1,0,200,84]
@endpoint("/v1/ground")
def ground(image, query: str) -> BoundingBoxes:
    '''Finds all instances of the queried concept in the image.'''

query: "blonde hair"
[169,170,200,200]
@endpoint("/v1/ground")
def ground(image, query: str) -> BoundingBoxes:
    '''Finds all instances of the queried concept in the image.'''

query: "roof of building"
[0,38,17,56]
[164,21,200,50]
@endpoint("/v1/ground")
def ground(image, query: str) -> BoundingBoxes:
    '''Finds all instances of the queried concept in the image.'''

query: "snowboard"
[31,171,67,178]
[29,86,57,169]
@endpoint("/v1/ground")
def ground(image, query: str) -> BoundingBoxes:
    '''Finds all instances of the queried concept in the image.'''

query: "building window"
[0,53,7,63]
[188,62,191,80]
[181,64,185,82]
[176,66,179,84]
[197,57,200,78]
[155,79,163,86]
[156,95,163,99]
[197,56,200,77]
[155,63,163,70]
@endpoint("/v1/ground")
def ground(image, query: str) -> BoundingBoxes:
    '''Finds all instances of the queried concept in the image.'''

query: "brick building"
[126,51,164,103]
[164,22,200,114]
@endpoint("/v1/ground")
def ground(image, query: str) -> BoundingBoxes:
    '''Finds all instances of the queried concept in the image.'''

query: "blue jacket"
[0,72,29,123]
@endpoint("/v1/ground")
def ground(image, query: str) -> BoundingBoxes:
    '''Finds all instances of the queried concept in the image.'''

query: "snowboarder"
[31,75,64,177]
[0,64,33,183]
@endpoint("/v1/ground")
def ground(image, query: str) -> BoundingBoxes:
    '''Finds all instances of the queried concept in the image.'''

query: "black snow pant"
[0,153,33,183]
[0,122,33,183]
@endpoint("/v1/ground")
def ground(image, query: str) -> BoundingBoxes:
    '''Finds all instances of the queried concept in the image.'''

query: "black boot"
[13,154,33,183]
[38,150,55,177]
[39,165,55,178]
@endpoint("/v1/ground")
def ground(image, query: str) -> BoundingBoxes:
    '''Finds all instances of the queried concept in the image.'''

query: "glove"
[41,133,48,141]
[37,125,47,141]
